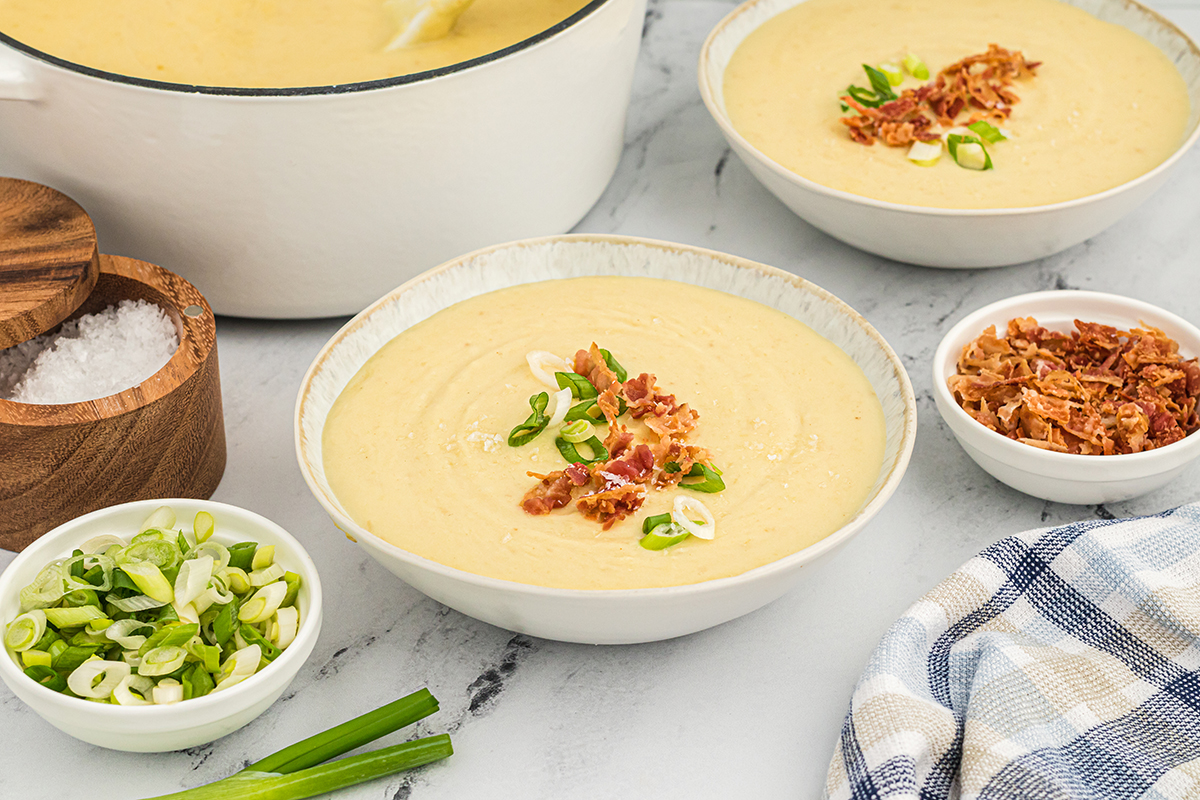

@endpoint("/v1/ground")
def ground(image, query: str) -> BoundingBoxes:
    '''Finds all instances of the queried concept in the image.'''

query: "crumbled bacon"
[949,318,1200,455]
[840,44,1038,148]
[518,343,721,528]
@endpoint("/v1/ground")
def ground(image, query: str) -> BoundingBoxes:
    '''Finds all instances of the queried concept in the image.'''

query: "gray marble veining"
[2,0,1199,797]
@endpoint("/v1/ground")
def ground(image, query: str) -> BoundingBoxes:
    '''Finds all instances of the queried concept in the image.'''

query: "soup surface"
[322,276,887,590]
[722,0,1191,208]
[0,0,592,87]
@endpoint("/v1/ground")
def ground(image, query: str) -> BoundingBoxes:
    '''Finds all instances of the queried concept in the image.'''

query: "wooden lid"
[0,177,99,349]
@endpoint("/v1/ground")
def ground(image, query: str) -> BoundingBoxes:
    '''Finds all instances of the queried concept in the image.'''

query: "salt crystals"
[0,300,179,404]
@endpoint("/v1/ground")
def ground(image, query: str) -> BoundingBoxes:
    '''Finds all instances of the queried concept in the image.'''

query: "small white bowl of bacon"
[932,290,1200,504]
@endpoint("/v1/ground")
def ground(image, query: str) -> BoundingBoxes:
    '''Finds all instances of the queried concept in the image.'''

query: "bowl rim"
[696,0,1200,218]
[931,289,1200,466]
[0,0,609,97]
[0,498,323,716]
[294,232,918,598]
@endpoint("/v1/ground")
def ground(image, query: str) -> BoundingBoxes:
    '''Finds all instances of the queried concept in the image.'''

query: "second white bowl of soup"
[0,0,645,318]
[295,235,917,644]
[699,0,1200,268]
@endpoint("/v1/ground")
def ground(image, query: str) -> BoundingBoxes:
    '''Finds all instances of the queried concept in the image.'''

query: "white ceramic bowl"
[0,0,645,318]
[933,290,1200,504]
[698,0,1200,268]
[295,234,917,644]
[0,499,323,752]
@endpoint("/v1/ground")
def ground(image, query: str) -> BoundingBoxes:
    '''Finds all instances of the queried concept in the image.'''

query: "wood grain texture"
[0,255,226,551]
[0,178,99,349]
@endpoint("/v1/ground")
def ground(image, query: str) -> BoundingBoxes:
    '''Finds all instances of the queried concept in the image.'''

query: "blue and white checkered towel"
[825,504,1200,800]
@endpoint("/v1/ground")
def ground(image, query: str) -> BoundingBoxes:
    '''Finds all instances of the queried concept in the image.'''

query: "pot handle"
[0,59,39,100]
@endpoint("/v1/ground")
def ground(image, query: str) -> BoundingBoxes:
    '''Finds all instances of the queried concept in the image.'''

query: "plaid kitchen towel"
[825,503,1200,800]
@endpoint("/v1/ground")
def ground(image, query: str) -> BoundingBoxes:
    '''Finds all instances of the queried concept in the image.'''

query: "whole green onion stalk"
[139,689,452,800]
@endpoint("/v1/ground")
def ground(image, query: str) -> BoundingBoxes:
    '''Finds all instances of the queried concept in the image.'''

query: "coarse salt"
[0,300,178,405]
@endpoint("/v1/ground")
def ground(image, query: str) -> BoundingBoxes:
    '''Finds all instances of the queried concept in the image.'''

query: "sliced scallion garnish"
[507,391,551,447]
[555,436,609,465]
[946,133,992,170]
[878,62,903,86]
[555,371,598,400]
[598,348,628,383]
[967,120,1007,143]
[862,64,897,103]
[902,52,929,80]
[560,419,597,444]
[672,496,716,540]
[678,462,726,493]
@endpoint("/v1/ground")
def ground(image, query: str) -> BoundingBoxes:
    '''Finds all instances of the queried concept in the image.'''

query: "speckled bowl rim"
[697,0,1200,217]
[932,289,1200,469]
[0,499,323,718]
[294,233,918,599]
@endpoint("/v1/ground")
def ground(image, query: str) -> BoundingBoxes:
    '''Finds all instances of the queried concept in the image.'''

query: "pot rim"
[0,0,609,97]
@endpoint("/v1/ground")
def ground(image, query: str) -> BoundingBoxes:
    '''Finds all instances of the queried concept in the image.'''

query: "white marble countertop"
[3,1,1199,797]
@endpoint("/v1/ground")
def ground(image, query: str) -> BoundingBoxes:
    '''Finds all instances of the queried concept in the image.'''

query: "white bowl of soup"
[0,0,645,318]
[698,0,1200,268]
[294,235,917,644]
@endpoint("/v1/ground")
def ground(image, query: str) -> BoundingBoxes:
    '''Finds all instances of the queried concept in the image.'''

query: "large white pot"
[698,0,1200,268]
[0,0,645,318]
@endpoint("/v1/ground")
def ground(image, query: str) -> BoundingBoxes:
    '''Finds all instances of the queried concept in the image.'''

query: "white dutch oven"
[0,0,645,318]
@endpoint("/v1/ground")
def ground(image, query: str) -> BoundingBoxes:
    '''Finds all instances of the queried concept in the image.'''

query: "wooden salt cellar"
[0,178,226,551]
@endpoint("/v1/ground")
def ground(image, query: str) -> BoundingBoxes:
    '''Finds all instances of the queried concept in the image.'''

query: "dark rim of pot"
[0,0,609,96]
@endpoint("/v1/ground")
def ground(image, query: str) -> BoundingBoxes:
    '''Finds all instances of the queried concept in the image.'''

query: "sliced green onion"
[555,435,609,465]
[139,623,201,657]
[24,665,66,693]
[507,391,550,447]
[191,541,231,572]
[44,605,106,628]
[214,644,262,691]
[105,618,158,650]
[114,674,155,706]
[251,545,275,571]
[844,84,883,109]
[139,506,177,534]
[563,398,607,424]
[213,597,241,645]
[5,610,46,651]
[907,140,943,166]
[220,566,252,595]
[546,387,573,429]
[153,678,184,705]
[282,572,302,608]
[21,649,52,669]
[555,371,598,400]
[598,348,628,383]
[67,659,130,698]
[560,419,597,444]
[20,561,68,611]
[249,564,286,587]
[140,645,189,676]
[679,462,726,493]
[193,511,215,543]
[239,582,288,625]
[639,522,690,551]
[672,496,716,540]
[862,64,897,102]
[174,555,215,607]
[271,607,300,649]
[967,119,1007,143]
[173,599,201,625]
[902,52,929,80]
[946,133,993,170]
[121,540,180,570]
[526,350,572,389]
[80,534,125,554]
[133,529,170,544]
[226,542,258,572]
[119,562,174,603]
[182,663,215,700]
[239,624,283,663]
[61,553,114,592]
[53,645,99,673]
[109,593,168,613]
[878,62,903,86]
[641,513,672,534]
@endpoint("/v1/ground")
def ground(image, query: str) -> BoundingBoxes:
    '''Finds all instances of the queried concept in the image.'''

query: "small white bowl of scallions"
[0,499,322,752]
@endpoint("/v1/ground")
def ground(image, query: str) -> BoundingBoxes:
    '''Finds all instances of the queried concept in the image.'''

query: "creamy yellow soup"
[723,0,1191,208]
[322,277,887,590]
[0,0,592,87]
